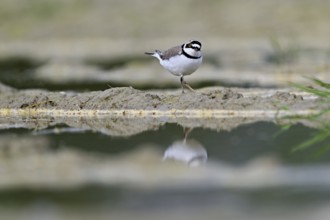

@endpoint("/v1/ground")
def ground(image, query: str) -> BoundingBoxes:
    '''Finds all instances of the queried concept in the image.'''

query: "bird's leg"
[184,83,194,92]
[180,76,194,93]
[183,127,193,143]
[180,76,185,93]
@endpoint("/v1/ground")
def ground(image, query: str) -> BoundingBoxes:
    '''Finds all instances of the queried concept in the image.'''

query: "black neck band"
[181,44,201,59]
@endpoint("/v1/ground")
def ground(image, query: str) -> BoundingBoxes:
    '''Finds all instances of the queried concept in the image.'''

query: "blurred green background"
[1,0,330,40]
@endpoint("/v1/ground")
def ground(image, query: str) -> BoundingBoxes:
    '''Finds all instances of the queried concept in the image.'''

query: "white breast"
[160,55,202,76]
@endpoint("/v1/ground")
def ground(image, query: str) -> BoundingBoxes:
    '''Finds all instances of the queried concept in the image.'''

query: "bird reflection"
[163,128,207,166]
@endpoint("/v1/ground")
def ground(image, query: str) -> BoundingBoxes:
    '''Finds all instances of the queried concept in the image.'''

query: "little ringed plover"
[145,40,203,93]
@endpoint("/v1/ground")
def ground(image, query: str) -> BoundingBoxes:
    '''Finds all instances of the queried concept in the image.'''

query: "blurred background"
[1,0,330,41]
[1,1,330,220]
[0,0,329,90]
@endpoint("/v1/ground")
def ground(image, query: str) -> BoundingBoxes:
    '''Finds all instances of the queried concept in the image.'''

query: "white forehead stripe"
[192,43,201,49]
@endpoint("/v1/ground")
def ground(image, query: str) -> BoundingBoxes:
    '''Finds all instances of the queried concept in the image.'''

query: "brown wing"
[161,45,182,60]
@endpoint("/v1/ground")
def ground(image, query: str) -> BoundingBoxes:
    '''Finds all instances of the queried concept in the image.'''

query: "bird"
[145,40,203,93]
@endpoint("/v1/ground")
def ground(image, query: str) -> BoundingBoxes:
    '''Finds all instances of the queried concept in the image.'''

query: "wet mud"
[0,84,327,136]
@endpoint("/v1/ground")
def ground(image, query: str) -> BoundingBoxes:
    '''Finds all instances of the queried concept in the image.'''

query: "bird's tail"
[145,50,162,61]
[145,52,155,56]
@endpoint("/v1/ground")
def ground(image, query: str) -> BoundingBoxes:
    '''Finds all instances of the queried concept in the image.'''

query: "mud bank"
[0,86,319,111]
[0,86,327,135]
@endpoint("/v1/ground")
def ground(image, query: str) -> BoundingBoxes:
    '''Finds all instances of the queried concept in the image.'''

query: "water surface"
[1,119,330,220]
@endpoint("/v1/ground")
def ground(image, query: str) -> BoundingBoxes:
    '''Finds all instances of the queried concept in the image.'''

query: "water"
[1,118,330,220]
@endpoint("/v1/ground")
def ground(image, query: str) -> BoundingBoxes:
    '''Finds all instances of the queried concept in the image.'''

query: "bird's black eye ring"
[192,46,200,51]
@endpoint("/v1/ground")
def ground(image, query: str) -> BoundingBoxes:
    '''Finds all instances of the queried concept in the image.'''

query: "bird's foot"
[180,76,194,93]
